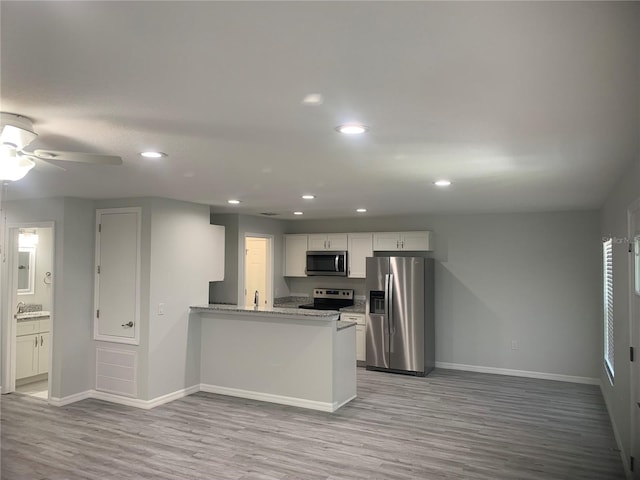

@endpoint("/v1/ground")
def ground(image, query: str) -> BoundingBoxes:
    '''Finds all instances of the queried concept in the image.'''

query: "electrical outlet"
[511,340,519,350]
[158,303,165,315]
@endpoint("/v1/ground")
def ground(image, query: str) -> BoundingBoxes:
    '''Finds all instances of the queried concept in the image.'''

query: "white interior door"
[630,199,640,478]
[244,237,268,307]
[94,208,140,343]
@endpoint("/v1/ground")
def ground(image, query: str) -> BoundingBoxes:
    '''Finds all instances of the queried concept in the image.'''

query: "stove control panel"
[312,288,354,300]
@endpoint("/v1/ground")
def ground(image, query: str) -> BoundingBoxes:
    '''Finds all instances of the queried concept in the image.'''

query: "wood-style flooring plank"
[1,369,625,479]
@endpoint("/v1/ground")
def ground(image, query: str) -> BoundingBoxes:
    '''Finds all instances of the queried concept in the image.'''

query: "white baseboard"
[200,383,337,412]
[49,390,93,407]
[48,385,200,410]
[435,362,600,385]
[333,394,357,412]
[599,381,631,479]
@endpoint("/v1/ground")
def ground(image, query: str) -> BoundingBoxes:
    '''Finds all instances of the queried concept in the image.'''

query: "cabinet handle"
[40,335,43,347]
[121,321,134,328]
[35,336,38,347]
[396,240,399,249]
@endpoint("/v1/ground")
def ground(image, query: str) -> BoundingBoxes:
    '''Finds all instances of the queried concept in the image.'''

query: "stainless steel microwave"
[306,251,348,276]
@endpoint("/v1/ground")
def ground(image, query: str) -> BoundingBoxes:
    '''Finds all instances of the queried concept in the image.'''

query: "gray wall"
[147,198,215,399]
[285,210,602,379]
[209,214,240,304]
[209,214,289,304]
[0,197,95,398]
[600,155,640,466]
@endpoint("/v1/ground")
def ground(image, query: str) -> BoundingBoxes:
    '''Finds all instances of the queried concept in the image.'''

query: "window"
[603,238,614,380]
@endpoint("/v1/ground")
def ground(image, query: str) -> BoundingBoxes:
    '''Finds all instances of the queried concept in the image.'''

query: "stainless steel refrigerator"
[365,256,435,376]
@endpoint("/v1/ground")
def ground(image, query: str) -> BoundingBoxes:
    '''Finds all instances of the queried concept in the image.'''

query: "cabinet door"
[16,334,38,380]
[356,325,366,362]
[348,233,373,278]
[400,231,431,251]
[284,235,308,277]
[373,232,401,251]
[307,234,328,251]
[38,333,50,375]
[326,234,348,250]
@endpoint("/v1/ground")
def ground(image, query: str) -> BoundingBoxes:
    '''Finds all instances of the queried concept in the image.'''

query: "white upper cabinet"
[347,233,373,278]
[307,233,348,251]
[373,231,432,251]
[284,234,308,277]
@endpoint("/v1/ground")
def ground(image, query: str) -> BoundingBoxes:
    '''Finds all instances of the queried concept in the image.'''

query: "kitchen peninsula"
[190,304,357,412]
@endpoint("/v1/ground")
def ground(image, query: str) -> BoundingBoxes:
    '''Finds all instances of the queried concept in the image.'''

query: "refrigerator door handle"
[384,274,390,320]
[388,273,394,336]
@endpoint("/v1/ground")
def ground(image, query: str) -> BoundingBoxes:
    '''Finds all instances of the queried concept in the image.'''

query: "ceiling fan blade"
[32,149,122,166]
[16,151,66,173]
[33,157,67,172]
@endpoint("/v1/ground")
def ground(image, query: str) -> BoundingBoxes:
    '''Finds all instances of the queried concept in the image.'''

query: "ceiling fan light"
[0,113,37,150]
[0,145,35,181]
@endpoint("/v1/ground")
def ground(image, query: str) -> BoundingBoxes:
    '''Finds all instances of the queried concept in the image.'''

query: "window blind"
[603,238,614,379]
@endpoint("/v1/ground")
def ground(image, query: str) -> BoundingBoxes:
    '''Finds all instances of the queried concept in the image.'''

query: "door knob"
[121,321,134,328]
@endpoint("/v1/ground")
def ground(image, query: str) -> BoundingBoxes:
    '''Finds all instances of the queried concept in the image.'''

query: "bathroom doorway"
[3,223,54,400]
[243,234,273,308]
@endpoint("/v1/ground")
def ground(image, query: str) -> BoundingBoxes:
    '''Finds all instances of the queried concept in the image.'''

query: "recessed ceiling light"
[302,194,315,200]
[293,211,303,215]
[227,199,241,204]
[336,124,368,135]
[302,93,324,105]
[140,151,167,158]
[434,179,452,187]
[356,208,367,213]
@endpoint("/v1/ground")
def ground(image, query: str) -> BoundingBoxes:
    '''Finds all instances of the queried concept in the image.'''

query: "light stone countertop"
[191,304,340,320]
[16,311,51,320]
[339,301,365,314]
[336,320,357,331]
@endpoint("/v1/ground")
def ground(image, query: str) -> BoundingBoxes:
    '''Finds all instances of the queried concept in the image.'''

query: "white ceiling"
[1,1,639,219]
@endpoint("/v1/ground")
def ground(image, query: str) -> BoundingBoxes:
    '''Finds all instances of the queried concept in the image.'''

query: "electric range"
[298,288,354,311]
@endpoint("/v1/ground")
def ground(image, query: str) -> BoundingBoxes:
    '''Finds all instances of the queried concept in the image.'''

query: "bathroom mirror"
[17,246,35,295]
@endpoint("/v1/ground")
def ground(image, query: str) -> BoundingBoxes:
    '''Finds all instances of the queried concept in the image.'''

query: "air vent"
[260,212,279,216]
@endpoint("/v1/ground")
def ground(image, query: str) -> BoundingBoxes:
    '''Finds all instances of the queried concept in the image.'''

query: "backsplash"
[20,303,43,313]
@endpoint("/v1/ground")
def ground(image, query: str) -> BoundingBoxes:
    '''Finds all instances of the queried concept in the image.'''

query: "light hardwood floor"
[1,369,625,479]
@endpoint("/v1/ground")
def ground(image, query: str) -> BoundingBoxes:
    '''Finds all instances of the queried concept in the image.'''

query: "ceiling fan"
[0,112,122,181]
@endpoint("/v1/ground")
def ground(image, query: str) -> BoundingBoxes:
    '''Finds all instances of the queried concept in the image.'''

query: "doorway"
[2,223,54,401]
[629,198,640,478]
[243,234,273,308]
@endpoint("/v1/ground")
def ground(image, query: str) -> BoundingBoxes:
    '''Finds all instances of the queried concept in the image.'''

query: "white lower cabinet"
[16,318,49,380]
[342,313,366,362]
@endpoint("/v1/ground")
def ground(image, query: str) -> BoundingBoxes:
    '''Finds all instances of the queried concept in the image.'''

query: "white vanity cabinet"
[341,313,366,362]
[373,231,432,251]
[347,233,373,278]
[307,233,348,251]
[284,234,308,277]
[16,317,50,380]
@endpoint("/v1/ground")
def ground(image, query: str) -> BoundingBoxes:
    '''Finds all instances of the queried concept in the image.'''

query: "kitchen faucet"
[16,301,25,314]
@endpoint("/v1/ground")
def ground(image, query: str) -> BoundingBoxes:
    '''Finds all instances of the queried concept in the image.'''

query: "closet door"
[94,208,141,344]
